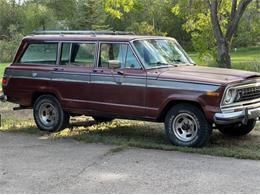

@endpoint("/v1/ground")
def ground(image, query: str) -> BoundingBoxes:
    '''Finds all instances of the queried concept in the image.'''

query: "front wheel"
[165,104,212,147]
[217,119,256,136]
[33,95,70,132]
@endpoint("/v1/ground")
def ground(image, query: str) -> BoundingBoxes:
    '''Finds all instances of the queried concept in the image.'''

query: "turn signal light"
[206,91,219,97]
[2,77,8,86]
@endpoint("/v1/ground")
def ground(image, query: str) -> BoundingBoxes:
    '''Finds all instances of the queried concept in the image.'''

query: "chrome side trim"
[6,69,220,91]
[156,78,220,87]
[64,98,148,110]
[147,79,219,91]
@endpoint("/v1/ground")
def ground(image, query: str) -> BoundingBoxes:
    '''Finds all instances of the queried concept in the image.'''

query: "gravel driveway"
[1,132,260,193]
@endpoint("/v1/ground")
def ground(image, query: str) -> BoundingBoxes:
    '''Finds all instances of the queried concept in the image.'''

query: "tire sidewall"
[217,119,256,136]
[33,95,65,132]
[165,104,211,147]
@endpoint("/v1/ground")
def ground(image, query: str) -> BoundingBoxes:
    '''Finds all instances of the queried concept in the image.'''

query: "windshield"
[133,39,194,69]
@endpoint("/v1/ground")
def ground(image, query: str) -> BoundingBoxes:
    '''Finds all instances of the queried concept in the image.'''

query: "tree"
[103,0,135,19]
[232,1,260,47]
[172,0,255,68]
[207,0,253,68]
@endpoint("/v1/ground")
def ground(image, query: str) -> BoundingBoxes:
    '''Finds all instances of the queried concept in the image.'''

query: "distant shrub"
[0,30,23,63]
[233,61,260,72]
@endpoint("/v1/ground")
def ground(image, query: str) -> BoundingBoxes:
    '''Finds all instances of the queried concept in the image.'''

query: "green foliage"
[22,3,57,33]
[0,0,259,64]
[126,21,167,36]
[103,0,135,19]
[190,46,260,70]
[171,0,259,65]
[232,3,260,47]
[0,25,23,63]
[171,0,216,63]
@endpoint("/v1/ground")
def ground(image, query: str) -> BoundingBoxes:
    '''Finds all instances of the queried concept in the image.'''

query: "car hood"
[154,66,260,85]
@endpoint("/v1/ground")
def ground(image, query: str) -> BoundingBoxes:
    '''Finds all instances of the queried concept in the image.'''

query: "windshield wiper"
[149,62,169,66]
[171,59,194,66]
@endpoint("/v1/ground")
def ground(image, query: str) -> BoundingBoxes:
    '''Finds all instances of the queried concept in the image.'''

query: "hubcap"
[172,113,198,142]
[39,103,57,127]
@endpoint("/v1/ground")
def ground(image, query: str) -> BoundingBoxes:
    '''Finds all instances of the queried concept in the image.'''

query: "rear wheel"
[33,95,70,132]
[164,104,212,147]
[217,119,256,136]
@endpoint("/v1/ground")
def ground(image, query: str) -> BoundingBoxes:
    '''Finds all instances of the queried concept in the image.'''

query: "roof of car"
[23,34,175,42]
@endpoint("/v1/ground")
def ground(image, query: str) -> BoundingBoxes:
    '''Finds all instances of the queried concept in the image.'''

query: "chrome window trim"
[129,37,194,69]
[18,41,59,66]
[57,42,62,65]
[96,41,145,70]
[59,41,98,68]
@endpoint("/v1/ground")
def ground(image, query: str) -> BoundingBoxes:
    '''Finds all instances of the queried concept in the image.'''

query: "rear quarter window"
[20,43,58,65]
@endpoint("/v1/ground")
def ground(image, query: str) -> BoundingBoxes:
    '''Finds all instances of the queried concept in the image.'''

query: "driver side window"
[125,47,141,69]
[98,43,141,69]
[99,43,127,69]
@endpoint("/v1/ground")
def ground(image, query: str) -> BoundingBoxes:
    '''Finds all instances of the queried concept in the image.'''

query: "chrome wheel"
[172,113,198,142]
[38,103,58,127]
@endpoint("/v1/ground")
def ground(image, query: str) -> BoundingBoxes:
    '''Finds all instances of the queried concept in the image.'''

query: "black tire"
[33,95,70,132]
[165,104,212,147]
[92,116,114,122]
[217,119,256,136]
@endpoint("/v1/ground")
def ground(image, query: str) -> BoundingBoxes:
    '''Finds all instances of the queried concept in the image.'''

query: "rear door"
[51,42,97,111]
[89,42,147,118]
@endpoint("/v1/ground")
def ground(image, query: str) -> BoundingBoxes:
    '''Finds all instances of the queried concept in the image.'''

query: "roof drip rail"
[31,30,135,36]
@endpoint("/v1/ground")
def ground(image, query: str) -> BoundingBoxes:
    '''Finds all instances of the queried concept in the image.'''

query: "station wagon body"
[2,31,260,147]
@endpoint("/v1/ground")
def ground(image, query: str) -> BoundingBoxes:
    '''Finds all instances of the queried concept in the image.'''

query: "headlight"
[224,88,237,104]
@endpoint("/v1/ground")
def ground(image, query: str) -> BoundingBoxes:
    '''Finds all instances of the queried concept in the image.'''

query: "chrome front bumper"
[214,107,260,125]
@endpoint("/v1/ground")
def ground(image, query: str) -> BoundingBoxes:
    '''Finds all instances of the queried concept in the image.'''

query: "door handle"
[117,70,124,75]
[32,72,38,77]
[53,67,64,71]
[93,69,103,73]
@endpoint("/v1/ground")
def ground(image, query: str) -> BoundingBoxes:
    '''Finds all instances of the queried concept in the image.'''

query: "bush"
[0,26,23,63]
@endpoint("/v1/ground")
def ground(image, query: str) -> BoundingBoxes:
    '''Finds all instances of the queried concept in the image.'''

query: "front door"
[89,42,146,118]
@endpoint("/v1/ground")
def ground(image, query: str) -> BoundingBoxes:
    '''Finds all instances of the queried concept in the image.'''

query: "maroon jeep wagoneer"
[1,31,260,147]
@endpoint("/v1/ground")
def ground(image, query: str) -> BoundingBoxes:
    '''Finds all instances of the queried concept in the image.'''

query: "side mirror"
[108,60,121,69]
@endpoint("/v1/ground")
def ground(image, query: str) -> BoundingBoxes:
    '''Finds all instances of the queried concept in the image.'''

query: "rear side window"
[20,43,58,64]
[60,42,96,67]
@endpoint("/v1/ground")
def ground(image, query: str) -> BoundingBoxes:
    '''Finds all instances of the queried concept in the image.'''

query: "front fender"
[157,91,221,122]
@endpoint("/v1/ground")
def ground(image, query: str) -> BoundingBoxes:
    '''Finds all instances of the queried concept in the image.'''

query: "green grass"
[1,47,260,160]
[0,63,9,76]
[1,111,260,160]
[189,46,260,71]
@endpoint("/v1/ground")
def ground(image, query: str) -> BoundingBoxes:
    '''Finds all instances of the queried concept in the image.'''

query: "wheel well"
[31,92,58,106]
[158,100,204,122]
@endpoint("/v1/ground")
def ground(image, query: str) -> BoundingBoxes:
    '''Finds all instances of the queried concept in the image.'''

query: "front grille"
[235,86,260,102]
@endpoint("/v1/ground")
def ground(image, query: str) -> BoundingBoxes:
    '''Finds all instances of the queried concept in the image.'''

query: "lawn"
[0,63,9,76]
[190,46,260,71]
[1,46,260,160]
[0,107,260,160]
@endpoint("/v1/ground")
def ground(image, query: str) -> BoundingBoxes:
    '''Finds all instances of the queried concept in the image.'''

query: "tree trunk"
[207,0,253,69]
[216,38,231,68]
